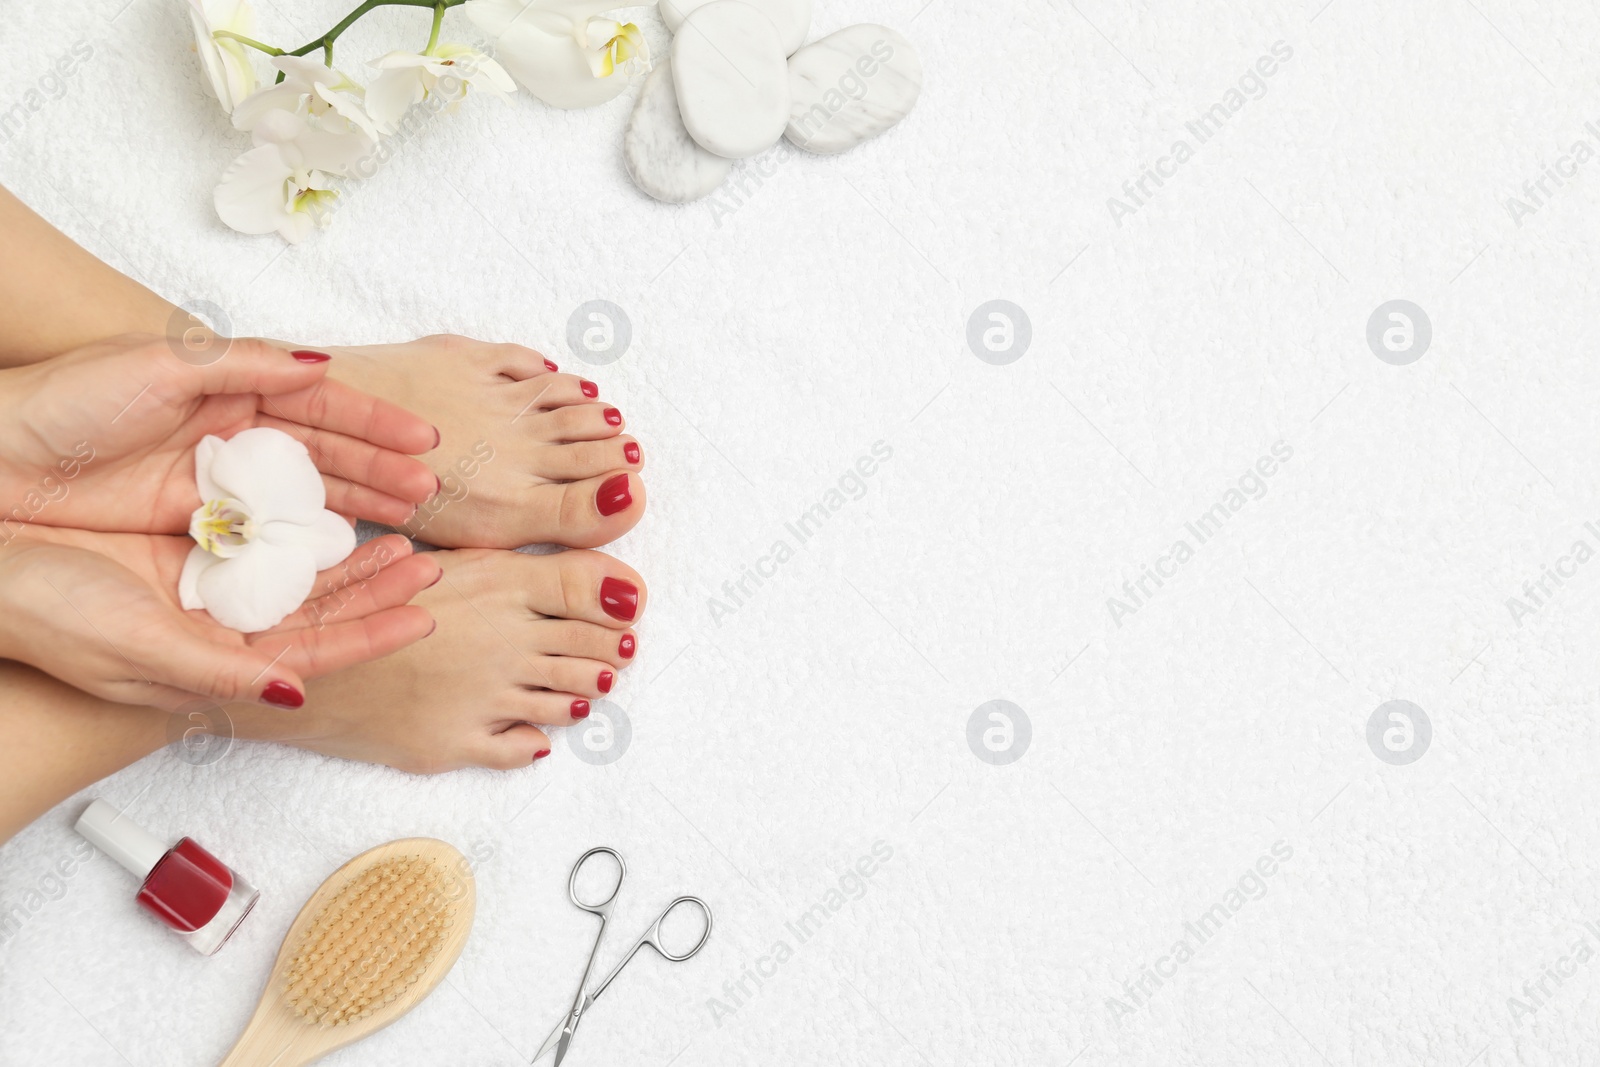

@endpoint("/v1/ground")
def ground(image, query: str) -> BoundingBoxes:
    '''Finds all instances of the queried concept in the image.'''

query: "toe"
[475,723,552,768]
[510,374,608,415]
[522,655,619,698]
[522,472,645,548]
[530,620,639,667]
[533,437,643,481]
[520,549,647,628]
[532,401,625,442]
[483,342,554,382]
[507,691,593,726]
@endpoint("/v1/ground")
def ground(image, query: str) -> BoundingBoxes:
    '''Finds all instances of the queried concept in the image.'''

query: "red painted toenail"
[571,699,591,719]
[262,681,304,709]
[580,379,599,398]
[618,633,636,658]
[597,670,614,694]
[533,748,552,761]
[544,358,558,371]
[600,577,639,621]
[596,474,632,517]
[291,350,331,363]
[603,407,622,427]
[624,442,641,465]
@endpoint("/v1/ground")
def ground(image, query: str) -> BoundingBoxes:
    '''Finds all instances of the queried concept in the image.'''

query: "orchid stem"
[271,0,469,79]
[212,30,283,56]
[426,3,445,53]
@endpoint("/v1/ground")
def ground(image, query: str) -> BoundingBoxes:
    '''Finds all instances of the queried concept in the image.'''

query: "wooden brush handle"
[217,1008,320,1067]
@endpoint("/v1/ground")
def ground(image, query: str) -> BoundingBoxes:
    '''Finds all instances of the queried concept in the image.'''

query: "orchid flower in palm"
[180,428,356,633]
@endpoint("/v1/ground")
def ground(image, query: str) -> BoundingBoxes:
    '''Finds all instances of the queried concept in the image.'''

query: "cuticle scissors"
[532,846,713,1065]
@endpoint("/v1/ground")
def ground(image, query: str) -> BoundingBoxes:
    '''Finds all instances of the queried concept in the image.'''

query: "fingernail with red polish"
[425,566,444,590]
[571,699,591,720]
[597,670,614,694]
[596,474,632,517]
[600,576,639,621]
[433,474,443,496]
[533,748,552,761]
[262,681,304,709]
[431,426,442,449]
[292,350,331,363]
[580,379,598,398]
[544,358,558,372]
[603,407,622,427]
[623,442,641,465]
[618,633,636,659]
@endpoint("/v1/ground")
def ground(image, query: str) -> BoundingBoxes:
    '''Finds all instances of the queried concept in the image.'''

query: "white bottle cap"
[74,799,168,880]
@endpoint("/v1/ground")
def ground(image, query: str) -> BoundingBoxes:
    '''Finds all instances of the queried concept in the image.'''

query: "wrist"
[0,538,39,664]
[0,538,91,672]
[0,359,99,499]
[0,362,29,457]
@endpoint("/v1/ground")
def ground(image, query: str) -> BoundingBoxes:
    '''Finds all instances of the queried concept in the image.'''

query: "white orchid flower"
[366,42,516,130]
[232,55,381,175]
[464,0,649,109]
[213,140,337,242]
[179,428,355,634]
[188,0,259,112]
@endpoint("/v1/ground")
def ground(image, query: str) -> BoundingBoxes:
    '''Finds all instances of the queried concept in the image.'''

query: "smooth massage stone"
[673,1,791,159]
[785,24,923,155]
[661,0,812,55]
[624,59,733,203]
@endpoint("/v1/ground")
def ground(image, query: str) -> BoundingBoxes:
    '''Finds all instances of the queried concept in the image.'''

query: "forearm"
[0,660,168,844]
[0,186,175,367]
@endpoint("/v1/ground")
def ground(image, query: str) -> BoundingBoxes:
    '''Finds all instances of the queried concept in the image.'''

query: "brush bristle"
[282,854,464,1026]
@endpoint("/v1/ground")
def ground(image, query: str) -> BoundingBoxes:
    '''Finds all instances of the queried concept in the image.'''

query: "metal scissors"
[532,846,713,1064]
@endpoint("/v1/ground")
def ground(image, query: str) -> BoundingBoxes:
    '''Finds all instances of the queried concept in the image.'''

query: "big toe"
[529,471,646,550]
[522,547,648,627]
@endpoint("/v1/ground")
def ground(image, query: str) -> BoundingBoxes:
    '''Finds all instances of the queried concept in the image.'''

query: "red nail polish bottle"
[74,799,259,956]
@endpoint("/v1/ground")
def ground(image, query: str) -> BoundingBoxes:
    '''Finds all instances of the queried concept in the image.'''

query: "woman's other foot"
[323,335,646,549]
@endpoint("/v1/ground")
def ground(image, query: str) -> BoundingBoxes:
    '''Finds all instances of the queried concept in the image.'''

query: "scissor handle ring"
[648,896,713,962]
[569,845,626,913]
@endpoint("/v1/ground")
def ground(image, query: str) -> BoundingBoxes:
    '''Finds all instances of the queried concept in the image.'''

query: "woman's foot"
[231,547,644,774]
[321,335,646,550]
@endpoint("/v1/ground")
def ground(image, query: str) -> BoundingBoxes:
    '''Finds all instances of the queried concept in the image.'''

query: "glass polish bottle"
[74,798,259,955]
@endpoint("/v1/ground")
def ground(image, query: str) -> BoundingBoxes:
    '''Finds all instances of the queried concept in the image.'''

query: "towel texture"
[3,1,1599,1063]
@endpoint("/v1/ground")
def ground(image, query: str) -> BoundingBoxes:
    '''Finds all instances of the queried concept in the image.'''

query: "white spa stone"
[624,59,733,203]
[672,1,791,160]
[661,0,812,56]
[785,24,923,155]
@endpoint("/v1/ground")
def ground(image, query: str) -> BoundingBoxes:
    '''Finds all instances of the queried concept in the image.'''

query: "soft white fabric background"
[3,0,1600,1063]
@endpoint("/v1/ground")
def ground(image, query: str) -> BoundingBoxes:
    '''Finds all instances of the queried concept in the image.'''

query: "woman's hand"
[0,527,440,710]
[0,334,440,535]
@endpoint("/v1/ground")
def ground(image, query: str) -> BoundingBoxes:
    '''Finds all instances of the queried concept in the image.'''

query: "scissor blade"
[536,995,593,1064]
[532,1022,563,1063]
